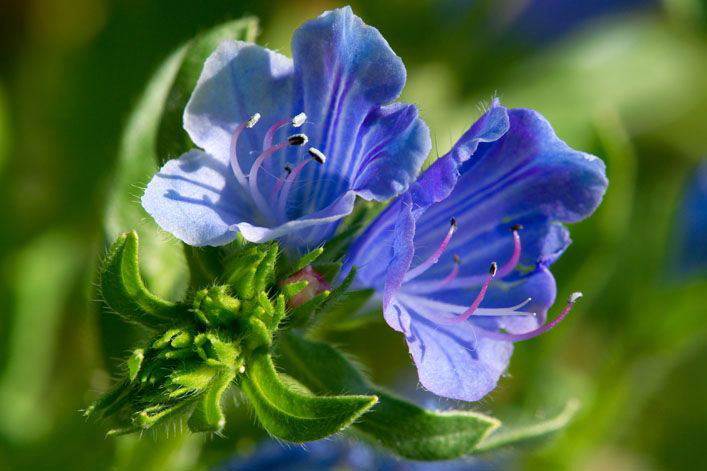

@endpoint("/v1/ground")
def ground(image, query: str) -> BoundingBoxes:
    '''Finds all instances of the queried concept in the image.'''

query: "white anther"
[247,113,261,128]
[569,292,583,303]
[308,147,326,164]
[292,113,307,127]
[287,133,308,146]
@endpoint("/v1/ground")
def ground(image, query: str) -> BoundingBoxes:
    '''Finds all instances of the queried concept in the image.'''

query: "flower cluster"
[140,6,607,404]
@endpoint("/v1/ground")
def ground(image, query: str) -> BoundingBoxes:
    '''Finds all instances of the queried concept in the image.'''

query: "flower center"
[398,219,581,340]
[229,113,327,226]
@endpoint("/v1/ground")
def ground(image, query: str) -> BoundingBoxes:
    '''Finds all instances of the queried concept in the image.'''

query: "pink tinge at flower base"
[281,266,332,308]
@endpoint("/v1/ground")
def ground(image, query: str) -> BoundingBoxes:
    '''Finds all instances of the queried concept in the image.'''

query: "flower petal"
[290,7,426,213]
[352,103,431,201]
[411,108,607,281]
[344,102,509,289]
[673,159,707,276]
[142,150,251,246]
[232,190,356,247]
[387,297,513,401]
[184,40,295,164]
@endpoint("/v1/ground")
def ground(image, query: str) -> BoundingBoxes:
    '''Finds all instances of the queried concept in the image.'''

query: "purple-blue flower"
[344,99,608,401]
[221,438,499,471]
[673,159,707,276]
[142,7,430,253]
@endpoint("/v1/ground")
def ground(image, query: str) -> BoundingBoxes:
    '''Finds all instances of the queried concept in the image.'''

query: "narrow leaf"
[474,399,580,453]
[278,333,500,460]
[240,352,377,443]
[101,231,188,329]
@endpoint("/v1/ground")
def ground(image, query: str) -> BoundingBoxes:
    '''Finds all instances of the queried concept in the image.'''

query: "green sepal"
[156,17,258,162]
[309,288,376,336]
[474,399,580,453]
[286,290,331,327]
[187,369,236,433]
[101,231,188,329]
[127,349,144,382]
[286,247,324,277]
[253,244,278,293]
[193,285,241,327]
[278,333,500,460]
[281,280,308,299]
[240,351,378,443]
[312,262,342,283]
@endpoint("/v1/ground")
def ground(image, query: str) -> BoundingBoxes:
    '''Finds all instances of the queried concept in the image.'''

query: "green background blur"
[1,0,706,469]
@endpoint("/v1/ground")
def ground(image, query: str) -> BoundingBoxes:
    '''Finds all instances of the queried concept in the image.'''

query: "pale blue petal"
[387,297,513,401]
[183,40,295,166]
[142,150,250,246]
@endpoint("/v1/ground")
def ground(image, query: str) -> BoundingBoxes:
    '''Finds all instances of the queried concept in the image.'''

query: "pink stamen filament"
[439,256,460,287]
[403,219,457,283]
[475,292,582,341]
[441,263,496,324]
[230,121,252,188]
[248,142,289,221]
[262,118,292,150]
[496,225,522,278]
[411,255,460,293]
[277,158,313,220]
[270,166,291,202]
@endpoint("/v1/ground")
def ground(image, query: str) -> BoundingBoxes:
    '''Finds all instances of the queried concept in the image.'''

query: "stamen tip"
[308,147,326,164]
[453,254,460,264]
[450,217,457,230]
[287,133,308,146]
[569,292,583,303]
[284,165,292,175]
[511,223,523,231]
[246,113,261,128]
[292,112,307,127]
[489,262,498,276]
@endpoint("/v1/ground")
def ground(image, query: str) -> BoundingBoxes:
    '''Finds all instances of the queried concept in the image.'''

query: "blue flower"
[344,99,608,401]
[142,7,430,253]
[221,438,498,471]
[673,159,707,276]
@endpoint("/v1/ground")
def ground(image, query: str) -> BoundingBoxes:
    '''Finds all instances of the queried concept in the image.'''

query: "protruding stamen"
[262,113,306,149]
[403,218,457,283]
[441,262,497,323]
[496,224,523,278]
[287,133,308,146]
[230,114,260,188]
[476,292,582,341]
[271,165,293,202]
[248,140,292,221]
[276,154,322,219]
[308,147,326,164]
[436,254,461,289]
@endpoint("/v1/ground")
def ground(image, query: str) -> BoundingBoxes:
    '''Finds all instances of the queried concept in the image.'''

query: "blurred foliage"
[0,0,706,469]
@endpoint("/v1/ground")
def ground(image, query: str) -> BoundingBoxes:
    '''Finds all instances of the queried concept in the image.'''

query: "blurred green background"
[1,0,706,469]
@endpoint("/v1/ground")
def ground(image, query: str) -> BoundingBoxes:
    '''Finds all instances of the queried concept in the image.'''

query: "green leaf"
[101,231,188,329]
[474,399,580,453]
[277,333,500,460]
[240,351,377,443]
[127,349,144,382]
[104,43,188,301]
[187,369,236,433]
[156,17,258,162]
